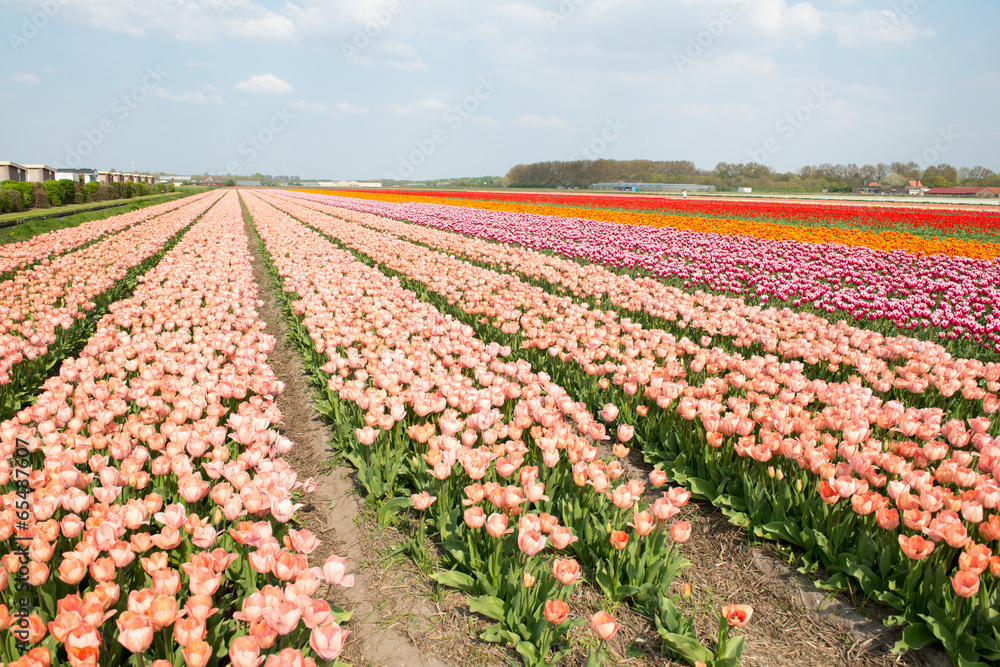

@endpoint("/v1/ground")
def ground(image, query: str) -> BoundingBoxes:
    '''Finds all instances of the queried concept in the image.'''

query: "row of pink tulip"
[0,191,225,391]
[0,192,217,277]
[0,191,349,667]
[275,191,1000,422]
[242,190,731,666]
[252,192,1000,598]
[283,191,1000,356]
[259,191,997,436]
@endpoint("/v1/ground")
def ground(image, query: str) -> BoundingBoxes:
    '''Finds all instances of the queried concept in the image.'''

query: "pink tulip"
[485,513,512,538]
[285,528,321,554]
[518,529,547,556]
[411,491,437,510]
[262,600,302,636]
[229,635,265,667]
[322,555,355,588]
[671,521,692,543]
[310,623,351,660]
[591,610,619,640]
[116,611,155,653]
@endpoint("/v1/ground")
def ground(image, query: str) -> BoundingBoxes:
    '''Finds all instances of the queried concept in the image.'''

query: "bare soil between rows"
[241,204,951,667]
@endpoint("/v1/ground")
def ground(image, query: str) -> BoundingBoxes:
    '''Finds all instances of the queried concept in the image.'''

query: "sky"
[1,0,997,180]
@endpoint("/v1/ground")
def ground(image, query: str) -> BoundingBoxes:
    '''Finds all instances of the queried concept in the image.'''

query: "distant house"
[893,180,928,195]
[0,161,27,182]
[24,165,55,183]
[852,181,880,195]
[737,187,752,193]
[236,180,262,187]
[98,171,129,184]
[923,187,1000,197]
[55,168,99,183]
[199,178,224,187]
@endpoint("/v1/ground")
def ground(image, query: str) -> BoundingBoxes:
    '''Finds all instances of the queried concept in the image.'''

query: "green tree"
[881,172,907,188]
[44,180,62,206]
[935,164,957,186]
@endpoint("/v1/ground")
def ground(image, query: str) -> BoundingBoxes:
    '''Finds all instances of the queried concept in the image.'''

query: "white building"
[55,169,100,183]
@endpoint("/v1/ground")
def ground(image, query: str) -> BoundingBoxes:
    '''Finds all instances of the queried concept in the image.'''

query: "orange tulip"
[182,639,212,667]
[591,610,619,640]
[543,599,569,625]
[952,570,981,598]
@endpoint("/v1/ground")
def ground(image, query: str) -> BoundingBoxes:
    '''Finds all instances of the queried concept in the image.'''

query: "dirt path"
[243,209,448,667]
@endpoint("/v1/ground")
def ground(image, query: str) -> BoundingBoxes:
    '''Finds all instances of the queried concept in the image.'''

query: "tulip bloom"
[262,600,301,636]
[671,521,692,543]
[117,611,155,653]
[485,513,512,538]
[898,534,935,560]
[549,525,578,550]
[284,528,321,554]
[609,530,628,551]
[174,617,207,646]
[322,555,355,588]
[411,491,437,510]
[464,506,486,529]
[722,604,753,627]
[310,623,350,660]
[182,639,212,667]
[649,469,668,487]
[229,636,264,667]
[553,558,581,585]
[591,610,619,640]
[544,599,569,624]
[65,623,101,666]
[518,529,547,556]
[952,570,981,598]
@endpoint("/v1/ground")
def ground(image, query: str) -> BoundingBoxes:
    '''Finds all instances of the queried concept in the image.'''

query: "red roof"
[906,180,925,188]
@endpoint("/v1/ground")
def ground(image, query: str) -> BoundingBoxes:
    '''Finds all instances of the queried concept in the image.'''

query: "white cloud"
[229,13,297,41]
[828,9,934,48]
[287,99,332,113]
[235,73,294,95]
[11,73,39,85]
[337,102,370,115]
[370,40,427,71]
[514,114,569,130]
[18,0,297,43]
[387,99,449,116]
[742,0,826,43]
[152,87,224,105]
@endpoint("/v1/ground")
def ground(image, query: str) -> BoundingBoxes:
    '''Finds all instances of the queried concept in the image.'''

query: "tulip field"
[1,186,999,667]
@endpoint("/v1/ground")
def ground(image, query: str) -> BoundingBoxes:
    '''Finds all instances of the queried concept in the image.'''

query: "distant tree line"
[0,179,171,214]
[503,159,1000,192]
